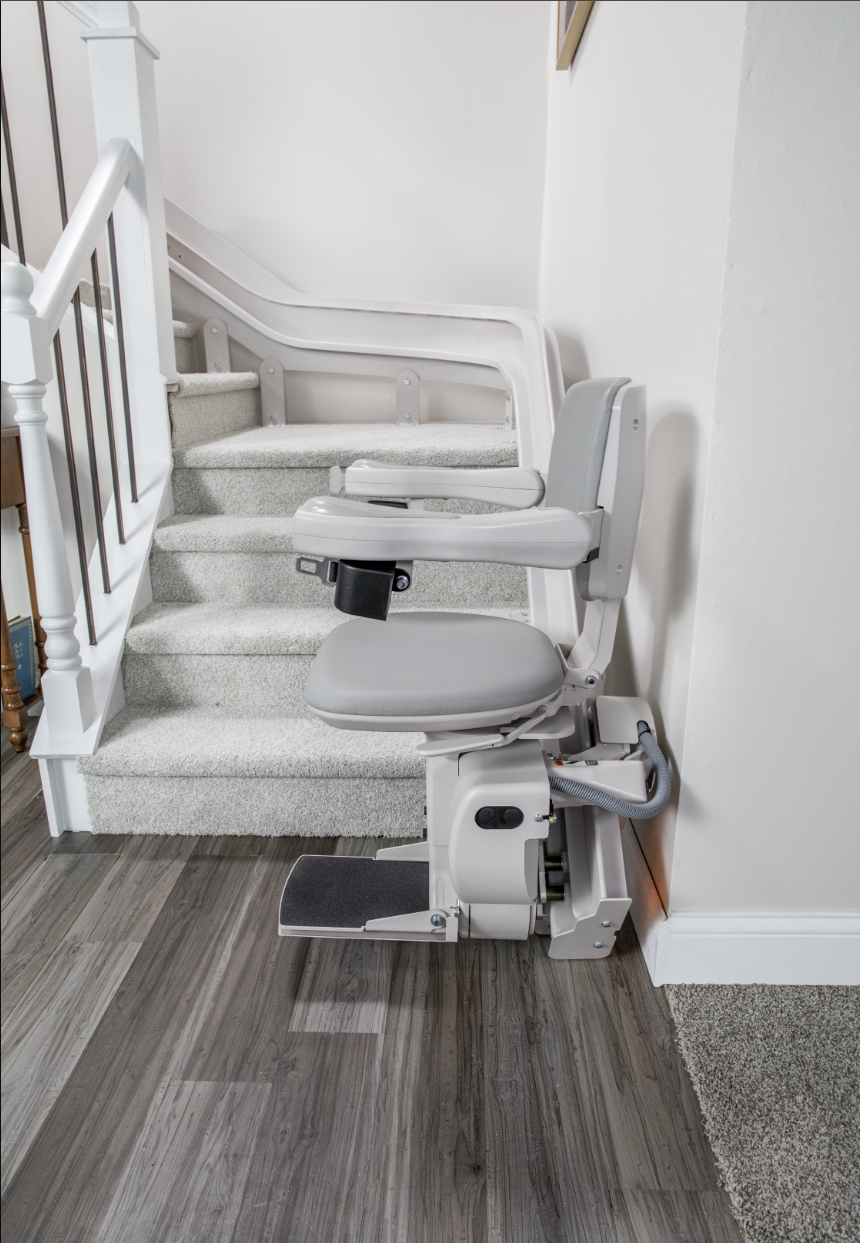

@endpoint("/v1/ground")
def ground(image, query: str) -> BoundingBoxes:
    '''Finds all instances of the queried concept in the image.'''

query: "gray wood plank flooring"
[0,732,742,1243]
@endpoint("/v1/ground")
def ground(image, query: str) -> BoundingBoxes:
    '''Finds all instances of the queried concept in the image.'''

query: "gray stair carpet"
[80,343,528,838]
[168,372,261,451]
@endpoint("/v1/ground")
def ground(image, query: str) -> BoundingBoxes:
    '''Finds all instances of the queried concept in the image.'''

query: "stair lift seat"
[303,611,567,731]
[280,377,672,956]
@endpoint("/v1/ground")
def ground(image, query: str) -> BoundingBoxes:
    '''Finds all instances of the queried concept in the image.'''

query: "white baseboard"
[621,822,860,986]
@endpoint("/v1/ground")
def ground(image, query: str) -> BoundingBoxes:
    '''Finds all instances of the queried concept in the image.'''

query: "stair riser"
[82,775,424,836]
[172,467,330,515]
[169,390,261,452]
[150,551,529,606]
[173,335,197,374]
[122,653,315,716]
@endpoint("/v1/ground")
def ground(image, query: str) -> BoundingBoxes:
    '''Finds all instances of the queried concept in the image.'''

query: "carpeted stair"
[79,321,526,837]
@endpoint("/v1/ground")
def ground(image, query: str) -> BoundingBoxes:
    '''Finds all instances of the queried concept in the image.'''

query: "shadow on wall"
[636,408,699,711]
[625,409,701,903]
[605,411,699,729]
[553,332,703,902]
[553,331,591,392]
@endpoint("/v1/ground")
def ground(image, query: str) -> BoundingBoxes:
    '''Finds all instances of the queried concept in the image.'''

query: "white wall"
[1,1,550,309]
[539,0,748,904]
[541,0,860,934]
[674,0,860,913]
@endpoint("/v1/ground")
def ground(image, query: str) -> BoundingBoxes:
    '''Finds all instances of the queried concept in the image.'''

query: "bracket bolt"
[593,942,604,949]
[403,378,411,385]
[601,920,612,928]
[211,326,218,333]
[585,676,596,686]
[268,366,275,373]
[430,913,446,928]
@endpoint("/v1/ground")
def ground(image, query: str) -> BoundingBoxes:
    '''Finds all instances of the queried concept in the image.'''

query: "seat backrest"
[545,377,645,601]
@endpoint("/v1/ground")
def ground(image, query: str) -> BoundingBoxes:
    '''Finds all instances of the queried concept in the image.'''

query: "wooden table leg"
[1,583,28,752]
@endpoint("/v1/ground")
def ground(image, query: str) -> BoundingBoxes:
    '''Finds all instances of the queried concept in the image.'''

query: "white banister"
[3,264,95,735]
[0,2,176,832]
[32,137,131,338]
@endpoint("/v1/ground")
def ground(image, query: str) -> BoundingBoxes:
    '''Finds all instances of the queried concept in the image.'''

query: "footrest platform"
[279,854,430,938]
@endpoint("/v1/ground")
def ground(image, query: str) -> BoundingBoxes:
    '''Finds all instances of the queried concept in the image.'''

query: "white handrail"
[32,137,131,339]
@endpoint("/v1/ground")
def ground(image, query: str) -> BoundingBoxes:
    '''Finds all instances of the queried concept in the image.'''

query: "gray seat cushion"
[304,612,565,721]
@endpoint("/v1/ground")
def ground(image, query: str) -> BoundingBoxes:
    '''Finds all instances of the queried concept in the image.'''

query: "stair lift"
[279,378,671,958]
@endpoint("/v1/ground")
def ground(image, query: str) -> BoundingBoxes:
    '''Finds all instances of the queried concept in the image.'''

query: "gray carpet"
[666,984,860,1243]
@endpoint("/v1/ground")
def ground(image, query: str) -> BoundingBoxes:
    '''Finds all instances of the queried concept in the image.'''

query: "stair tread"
[171,371,260,396]
[80,708,424,779]
[126,601,529,653]
[173,422,519,469]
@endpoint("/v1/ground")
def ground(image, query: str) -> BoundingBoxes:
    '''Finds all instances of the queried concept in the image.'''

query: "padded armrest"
[292,496,599,569]
[336,459,544,509]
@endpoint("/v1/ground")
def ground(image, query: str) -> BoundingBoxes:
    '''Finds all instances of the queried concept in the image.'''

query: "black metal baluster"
[36,1,66,222]
[0,71,26,262]
[54,335,96,646]
[38,0,110,594]
[107,213,137,503]
[90,249,124,543]
[71,292,111,591]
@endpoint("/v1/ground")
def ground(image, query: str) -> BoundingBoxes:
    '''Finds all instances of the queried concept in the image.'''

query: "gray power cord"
[548,721,671,819]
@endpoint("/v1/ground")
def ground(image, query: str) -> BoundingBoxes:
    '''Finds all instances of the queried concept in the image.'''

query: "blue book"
[6,615,37,703]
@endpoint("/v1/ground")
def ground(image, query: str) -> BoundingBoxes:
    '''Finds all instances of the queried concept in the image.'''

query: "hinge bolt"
[430,913,445,928]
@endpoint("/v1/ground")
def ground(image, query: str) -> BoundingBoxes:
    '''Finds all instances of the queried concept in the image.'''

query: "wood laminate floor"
[1,731,743,1243]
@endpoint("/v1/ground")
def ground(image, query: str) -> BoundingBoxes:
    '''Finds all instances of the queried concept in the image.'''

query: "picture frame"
[556,0,594,71]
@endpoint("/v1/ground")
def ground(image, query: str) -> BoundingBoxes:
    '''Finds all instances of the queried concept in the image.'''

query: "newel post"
[78,0,176,465]
[1,261,95,734]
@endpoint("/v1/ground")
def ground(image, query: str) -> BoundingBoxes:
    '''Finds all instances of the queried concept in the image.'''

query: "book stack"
[3,615,37,706]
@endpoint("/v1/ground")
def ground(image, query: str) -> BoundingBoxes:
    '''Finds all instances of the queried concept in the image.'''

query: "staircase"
[78,321,527,838]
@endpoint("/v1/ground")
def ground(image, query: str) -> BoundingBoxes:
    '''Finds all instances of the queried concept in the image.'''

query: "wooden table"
[1,426,47,751]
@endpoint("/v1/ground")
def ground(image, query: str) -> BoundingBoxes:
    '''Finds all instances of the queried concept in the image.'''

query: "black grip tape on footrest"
[280,855,429,929]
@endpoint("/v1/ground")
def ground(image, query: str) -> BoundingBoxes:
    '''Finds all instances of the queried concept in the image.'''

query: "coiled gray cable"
[548,721,671,819]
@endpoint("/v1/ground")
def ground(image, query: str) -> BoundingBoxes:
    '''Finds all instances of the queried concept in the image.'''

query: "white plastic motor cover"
[449,741,550,906]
